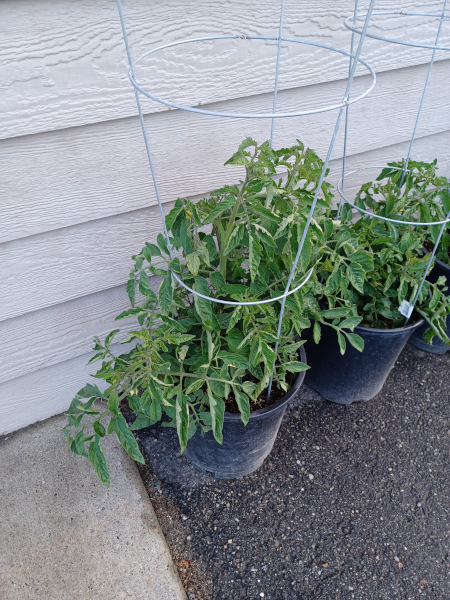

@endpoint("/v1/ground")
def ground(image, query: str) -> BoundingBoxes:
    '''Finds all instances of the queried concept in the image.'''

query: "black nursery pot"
[304,320,423,404]
[184,347,307,479]
[409,257,450,354]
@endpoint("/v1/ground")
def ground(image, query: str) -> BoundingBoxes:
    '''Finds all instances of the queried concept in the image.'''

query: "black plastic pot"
[304,320,423,404]
[184,346,307,479]
[409,257,450,354]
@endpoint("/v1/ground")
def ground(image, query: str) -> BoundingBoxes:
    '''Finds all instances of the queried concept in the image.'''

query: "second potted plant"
[305,161,450,403]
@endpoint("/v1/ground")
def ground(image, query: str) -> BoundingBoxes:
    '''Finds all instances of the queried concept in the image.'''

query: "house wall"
[1,0,449,434]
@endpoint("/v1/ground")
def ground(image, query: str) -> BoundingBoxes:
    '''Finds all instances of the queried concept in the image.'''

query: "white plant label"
[398,300,413,319]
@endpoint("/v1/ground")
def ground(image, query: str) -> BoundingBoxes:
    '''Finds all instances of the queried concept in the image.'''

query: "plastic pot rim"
[354,318,425,336]
[221,345,307,421]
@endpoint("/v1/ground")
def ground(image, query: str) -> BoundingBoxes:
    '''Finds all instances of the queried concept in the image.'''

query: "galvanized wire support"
[115,0,377,404]
[340,2,450,326]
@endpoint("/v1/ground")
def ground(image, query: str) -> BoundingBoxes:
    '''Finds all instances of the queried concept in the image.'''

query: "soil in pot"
[304,320,423,404]
[184,346,307,479]
[409,256,450,354]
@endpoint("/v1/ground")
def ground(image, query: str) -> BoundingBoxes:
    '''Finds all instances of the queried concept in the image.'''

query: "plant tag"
[398,300,413,318]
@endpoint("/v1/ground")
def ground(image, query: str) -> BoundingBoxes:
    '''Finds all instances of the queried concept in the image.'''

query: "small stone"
[308,474,314,481]
[228,539,233,544]
[322,563,328,567]
[348,586,354,591]
[260,594,265,598]
[341,526,351,535]
[394,556,400,562]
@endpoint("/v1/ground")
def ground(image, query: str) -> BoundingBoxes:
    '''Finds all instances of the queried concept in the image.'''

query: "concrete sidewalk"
[0,414,186,600]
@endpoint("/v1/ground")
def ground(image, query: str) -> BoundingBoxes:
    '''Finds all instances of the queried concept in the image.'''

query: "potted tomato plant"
[63,139,362,483]
[305,161,450,404]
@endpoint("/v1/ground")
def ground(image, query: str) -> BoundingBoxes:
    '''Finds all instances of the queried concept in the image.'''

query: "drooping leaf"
[249,232,262,281]
[157,233,171,256]
[346,332,364,352]
[126,278,136,307]
[194,277,213,329]
[175,393,189,453]
[158,272,173,315]
[208,388,225,444]
[88,436,110,487]
[139,271,153,296]
[234,389,250,425]
[107,413,145,464]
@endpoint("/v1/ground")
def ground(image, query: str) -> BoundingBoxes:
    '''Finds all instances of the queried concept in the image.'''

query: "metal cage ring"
[129,34,376,119]
[344,11,450,52]
[170,267,314,307]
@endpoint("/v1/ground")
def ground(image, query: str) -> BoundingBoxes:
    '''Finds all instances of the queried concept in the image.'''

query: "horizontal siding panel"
[0,284,151,384]
[2,129,450,384]
[0,0,447,139]
[2,60,450,244]
[0,344,128,436]
[0,204,167,322]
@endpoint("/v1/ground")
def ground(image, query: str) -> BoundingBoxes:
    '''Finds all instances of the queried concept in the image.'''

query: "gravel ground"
[136,344,450,600]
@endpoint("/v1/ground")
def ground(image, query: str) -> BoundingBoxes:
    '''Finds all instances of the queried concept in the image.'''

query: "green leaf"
[337,331,346,355]
[346,332,364,352]
[339,316,362,331]
[348,251,374,273]
[115,307,147,321]
[234,389,250,425]
[313,321,321,344]
[249,336,261,367]
[107,392,120,416]
[158,273,173,315]
[347,262,365,293]
[126,279,136,307]
[249,232,262,281]
[217,351,249,369]
[88,436,110,487]
[73,384,103,401]
[204,197,236,223]
[194,277,213,329]
[157,233,170,256]
[139,271,153,296]
[284,361,309,373]
[325,268,342,294]
[208,388,225,444]
[224,225,244,255]
[241,380,256,398]
[185,378,204,394]
[148,380,165,405]
[320,308,350,319]
[144,242,161,258]
[107,414,145,464]
[130,415,157,430]
[150,399,162,421]
[93,422,106,437]
[176,393,189,453]
[165,200,184,231]
[186,252,201,276]
[210,271,226,292]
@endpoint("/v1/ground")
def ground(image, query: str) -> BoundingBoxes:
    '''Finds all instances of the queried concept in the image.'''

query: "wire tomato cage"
[115,0,378,403]
[338,0,450,326]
